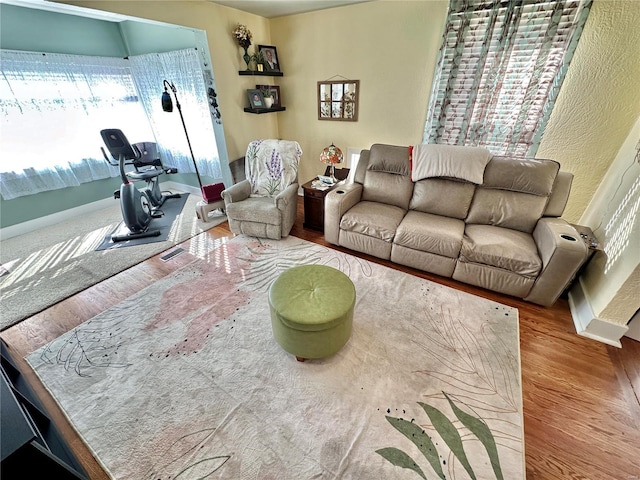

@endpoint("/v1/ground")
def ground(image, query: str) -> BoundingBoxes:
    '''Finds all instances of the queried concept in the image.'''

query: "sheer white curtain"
[128,49,221,180]
[0,50,154,200]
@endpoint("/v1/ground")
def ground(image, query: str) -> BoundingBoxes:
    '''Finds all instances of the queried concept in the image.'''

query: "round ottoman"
[268,265,356,362]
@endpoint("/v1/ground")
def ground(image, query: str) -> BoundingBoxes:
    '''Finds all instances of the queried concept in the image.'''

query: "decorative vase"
[242,46,251,70]
[264,96,274,108]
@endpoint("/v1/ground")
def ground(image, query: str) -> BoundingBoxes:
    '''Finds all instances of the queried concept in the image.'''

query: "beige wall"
[63,0,640,224]
[270,0,447,184]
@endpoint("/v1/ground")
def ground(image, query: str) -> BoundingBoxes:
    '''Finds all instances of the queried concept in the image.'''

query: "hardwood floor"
[2,199,639,479]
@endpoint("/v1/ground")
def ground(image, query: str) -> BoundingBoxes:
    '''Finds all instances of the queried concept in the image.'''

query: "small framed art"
[318,80,359,121]
[247,89,265,109]
[257,45,280,72]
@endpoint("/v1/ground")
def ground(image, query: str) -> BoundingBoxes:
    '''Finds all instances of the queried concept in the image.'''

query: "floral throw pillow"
[246,139,302,197]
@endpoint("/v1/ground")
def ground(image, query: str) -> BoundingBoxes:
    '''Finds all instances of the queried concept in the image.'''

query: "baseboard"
[0,182,196,241]
[568,278,629,348]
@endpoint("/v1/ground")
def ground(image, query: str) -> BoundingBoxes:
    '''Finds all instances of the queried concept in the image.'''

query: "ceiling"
[209,0,372,18]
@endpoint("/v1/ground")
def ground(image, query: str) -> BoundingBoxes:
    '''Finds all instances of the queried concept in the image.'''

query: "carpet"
[0,193,226,331]
[96,193,190,250]
[27,235,524,479]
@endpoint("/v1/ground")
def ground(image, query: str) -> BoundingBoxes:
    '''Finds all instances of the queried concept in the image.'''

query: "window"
[0,48,221,200]
[423,0,592,156]
[0,51,153,200]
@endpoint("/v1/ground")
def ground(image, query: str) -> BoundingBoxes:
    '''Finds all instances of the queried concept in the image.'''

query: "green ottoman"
[269,265,356,362]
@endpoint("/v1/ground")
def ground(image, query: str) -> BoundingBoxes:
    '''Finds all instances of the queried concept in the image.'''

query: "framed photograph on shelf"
[256,84,281,107]
[257,45,280,72]
[247,89,265,109]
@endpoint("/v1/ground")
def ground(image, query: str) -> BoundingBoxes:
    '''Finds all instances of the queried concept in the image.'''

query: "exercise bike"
[100,128,181,242]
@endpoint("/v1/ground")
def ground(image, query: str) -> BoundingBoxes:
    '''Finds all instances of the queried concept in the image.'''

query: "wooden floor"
[2,199,639,479]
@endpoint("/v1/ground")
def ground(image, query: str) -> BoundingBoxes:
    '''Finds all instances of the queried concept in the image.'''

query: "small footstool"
[269,265,356,362]
[195,199,225,222]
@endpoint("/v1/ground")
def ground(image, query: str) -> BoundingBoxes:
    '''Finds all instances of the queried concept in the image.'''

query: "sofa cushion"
[466,189,549,233]
[410,178,476,219]
[367,144,410,175]
[395,211,464,258]
[225,196,281,224]
[340,201,406,242]
[362,171,414,210]
[460,224,542,277]
[483,156,559,196]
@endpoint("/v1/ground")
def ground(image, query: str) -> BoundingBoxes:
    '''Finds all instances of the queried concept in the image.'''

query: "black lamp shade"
[161,91,173,112]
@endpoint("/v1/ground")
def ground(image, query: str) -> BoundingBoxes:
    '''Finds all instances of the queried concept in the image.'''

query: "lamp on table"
[320,143,344,184]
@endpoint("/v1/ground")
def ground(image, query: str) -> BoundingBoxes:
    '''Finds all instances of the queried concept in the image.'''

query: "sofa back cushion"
[362,144,413,209]
[410,178,476,219]
[544,171,573,217]
[465,156,559,233]
[366,144,411,175]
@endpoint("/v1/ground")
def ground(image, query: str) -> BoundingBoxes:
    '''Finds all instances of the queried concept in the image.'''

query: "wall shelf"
[238,70,283,77]
[244,106,286,114]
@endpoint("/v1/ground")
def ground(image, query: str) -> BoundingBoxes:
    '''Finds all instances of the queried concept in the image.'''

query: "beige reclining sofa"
[324,144,589,306]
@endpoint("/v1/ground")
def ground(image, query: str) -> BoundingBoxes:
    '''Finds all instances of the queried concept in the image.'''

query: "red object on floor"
[201,182,225,203]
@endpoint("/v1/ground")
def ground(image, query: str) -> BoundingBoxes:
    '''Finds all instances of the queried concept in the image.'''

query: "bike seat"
[126,167,164,181]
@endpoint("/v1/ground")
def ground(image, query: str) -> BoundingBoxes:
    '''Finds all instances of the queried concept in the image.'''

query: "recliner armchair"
[222,139,302,239]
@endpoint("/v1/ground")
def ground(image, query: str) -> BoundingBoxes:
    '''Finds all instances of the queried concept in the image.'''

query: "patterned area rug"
[27,235,523,479]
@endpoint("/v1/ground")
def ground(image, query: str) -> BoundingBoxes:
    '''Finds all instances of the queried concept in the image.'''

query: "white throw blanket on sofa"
[411,144,492,184]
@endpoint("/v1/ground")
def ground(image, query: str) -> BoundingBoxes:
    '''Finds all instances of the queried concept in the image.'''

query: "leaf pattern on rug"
[143,427,231,479]
[411,299,521,440]
[376,286,520,478]
[378,393,503,479]
[38,317,133,377]
[236,238,373,292]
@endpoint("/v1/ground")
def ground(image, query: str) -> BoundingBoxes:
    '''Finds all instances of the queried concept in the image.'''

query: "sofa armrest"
[221,179,251,205]
[524,218,589,306]
[324,183,363,245]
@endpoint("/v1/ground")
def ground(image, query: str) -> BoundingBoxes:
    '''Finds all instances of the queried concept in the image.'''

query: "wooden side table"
[302,180,338,231]
[302,168,350,232]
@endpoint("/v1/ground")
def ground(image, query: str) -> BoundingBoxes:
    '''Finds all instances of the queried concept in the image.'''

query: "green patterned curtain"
[423,0,592,156]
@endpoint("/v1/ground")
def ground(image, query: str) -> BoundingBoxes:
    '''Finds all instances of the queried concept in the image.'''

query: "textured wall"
[578,114,640,326]
[536,0,640,223]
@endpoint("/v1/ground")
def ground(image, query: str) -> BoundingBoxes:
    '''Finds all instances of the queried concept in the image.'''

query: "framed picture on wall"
[258,45,280,72]
[247,89,265,109]
[318,80,359,121]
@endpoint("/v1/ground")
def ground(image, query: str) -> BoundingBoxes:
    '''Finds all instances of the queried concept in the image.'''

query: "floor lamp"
[161,80,203,190]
